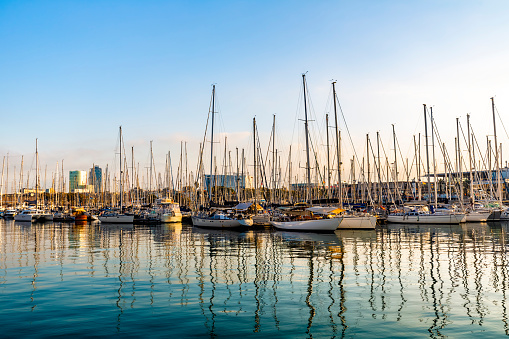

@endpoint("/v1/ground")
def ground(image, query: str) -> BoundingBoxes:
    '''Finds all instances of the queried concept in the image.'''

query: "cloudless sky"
[1,0,509,191]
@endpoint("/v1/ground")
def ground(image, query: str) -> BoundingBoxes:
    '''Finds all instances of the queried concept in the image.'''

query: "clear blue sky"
[1,0,509,191]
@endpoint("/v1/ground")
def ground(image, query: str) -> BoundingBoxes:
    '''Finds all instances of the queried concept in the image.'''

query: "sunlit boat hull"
[269,217,342,231]
[465,211,491,222]
[387,213,465,224]
[338,216,377,229]
[192,216,252,228]
[160,212,183,223]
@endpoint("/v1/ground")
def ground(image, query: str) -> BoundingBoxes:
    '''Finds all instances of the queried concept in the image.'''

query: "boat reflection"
[2,220,509,337]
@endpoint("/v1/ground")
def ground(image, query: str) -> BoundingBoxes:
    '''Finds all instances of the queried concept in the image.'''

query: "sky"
[1,0,509,192]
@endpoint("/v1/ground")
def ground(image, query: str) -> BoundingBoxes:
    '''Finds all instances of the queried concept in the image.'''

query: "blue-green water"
[1,220,509,338]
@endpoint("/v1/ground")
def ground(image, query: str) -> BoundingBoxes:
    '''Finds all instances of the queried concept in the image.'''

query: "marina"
[2,1,509,337]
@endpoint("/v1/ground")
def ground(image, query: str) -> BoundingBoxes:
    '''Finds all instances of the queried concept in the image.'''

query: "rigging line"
[308,134,326,192]
[378,136,396,204]
[430,114,464,208]
[336,96,376,208]
[395,133,411,195]
[495,105,509,141]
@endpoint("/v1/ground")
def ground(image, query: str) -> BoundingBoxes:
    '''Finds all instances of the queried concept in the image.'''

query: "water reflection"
[2,220,509,337]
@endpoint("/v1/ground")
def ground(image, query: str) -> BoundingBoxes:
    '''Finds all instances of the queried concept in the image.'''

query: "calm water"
[1,220,509,338]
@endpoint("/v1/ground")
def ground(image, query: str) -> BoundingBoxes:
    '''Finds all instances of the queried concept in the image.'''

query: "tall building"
[89,165,102,193]
[204,174,253,191]
[69,170,88,193]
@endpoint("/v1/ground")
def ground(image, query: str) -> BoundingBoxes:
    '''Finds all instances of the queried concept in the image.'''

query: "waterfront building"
[69,170,89,193]
[204,174,253,191]
[89,165,102,193]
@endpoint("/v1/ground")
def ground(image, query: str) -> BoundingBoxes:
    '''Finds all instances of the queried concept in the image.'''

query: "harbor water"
[2,219,509,337]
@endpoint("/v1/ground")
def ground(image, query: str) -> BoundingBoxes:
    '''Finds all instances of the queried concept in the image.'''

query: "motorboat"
[14,209,42,222]
[155,198,182,223]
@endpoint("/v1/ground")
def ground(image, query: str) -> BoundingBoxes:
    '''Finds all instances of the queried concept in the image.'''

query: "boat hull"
[98,215,134,223]
[192,216,249,228]
[338,216,377,229]
[14,213,37,222]
[465,211,491,222]
[387,213,465,224]
[160,213,183,223]
[269,217,342,231]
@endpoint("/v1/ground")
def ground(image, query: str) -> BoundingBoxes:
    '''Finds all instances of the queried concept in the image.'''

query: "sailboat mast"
[36,138,38,209]
[392,124,398,201]
[119,126,123,213]
[253,117,257,207]
[302,74,311,203]
[332,81,342,207]
[209,85,216,202]
[431,107,437,208]
[423,104,431,203]
[326,114,331,200]
[492,97,502,203]
[467,114,474,204]
[272,114,276,204]
[456,118,463,203]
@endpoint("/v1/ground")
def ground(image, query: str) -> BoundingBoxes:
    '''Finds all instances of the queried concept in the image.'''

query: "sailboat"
[269,74,342,232]
[387,105,465,224]
[99,127,134,224]
[191,85,253,228]
[14,139,53,222]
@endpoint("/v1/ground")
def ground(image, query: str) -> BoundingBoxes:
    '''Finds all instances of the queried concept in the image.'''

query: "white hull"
[252,213,271,225]
[338,216,377,229]
[98,215,134,223]
[270,217,342,231]
[14,213,37,222]
[192,216,250,228]
[465,211,491,222]
[160,213,183,223]
[387,213,465,224]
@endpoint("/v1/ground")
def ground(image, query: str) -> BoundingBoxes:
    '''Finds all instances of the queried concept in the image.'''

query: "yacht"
[155,198,182,223]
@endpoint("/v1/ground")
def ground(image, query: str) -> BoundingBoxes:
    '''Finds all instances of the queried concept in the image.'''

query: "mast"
[326,114,331,200]
[367,134,370,204]
[284,146,290,204]
[36,138,39,209]
[418,133,422,200]
[302,74,312,203]
[392,124,398,202]
[467,114,474,204]
[492,97,502,203]
[423,104,431,203]
[272,114,276,204]
[119,127,123,213]
[413,135,418,199]
[332,81,342,207]
[430,107,437,208]
[377,131,382,204]
[456,118,463,204]
[209,85,216,202]
[253,117,257,207]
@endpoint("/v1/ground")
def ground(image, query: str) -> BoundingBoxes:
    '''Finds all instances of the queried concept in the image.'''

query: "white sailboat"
[192,85,253,228]
[99,126,134,224]
[387,204,465,224]
[270,75,344,232]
